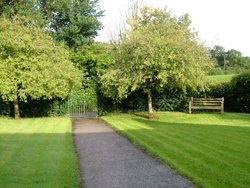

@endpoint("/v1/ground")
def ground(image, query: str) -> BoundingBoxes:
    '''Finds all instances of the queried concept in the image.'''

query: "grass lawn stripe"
[142,121,250,159]
[105,118,232,187]
[102,113,250,188]
[121,117,250,174]
[0,117,79,188]
[125,126,248,188]
[108,116,249,157]
[128,116,250,155]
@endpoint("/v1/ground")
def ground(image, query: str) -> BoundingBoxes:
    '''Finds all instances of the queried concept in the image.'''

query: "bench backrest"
[191,97,224,107]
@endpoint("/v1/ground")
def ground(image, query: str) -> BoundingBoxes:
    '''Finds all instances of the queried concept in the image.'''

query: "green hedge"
[231,72,250,112]
[0,83,98,117]
[0,98,68,118]
[1,73,249,117]
[208,72,250,112]
[97,87,204,114]
[98,72,250,114]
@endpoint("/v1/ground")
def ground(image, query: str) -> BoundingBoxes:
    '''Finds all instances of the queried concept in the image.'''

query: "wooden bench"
[189,97,224,114]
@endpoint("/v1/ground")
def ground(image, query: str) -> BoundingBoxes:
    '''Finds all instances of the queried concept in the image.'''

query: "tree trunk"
[148,89,153,119]
[14,98,20,119]
[223,54,226,70]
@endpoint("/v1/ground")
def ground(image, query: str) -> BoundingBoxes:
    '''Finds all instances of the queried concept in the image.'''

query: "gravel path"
[73,119,194,188]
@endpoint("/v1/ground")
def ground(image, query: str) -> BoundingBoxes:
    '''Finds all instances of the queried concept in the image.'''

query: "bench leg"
[221,97,224,114]
[189,102,192,114]
[221,107,224,114]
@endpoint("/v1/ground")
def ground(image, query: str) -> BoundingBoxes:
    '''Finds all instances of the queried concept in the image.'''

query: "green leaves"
[101,6,213,100]
[0,16,82,103]
[44,0,104,49]
[70,42,114,79]
[0,0,104,49]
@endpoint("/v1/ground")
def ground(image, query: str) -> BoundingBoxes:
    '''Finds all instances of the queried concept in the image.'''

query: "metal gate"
[68,103,98,118]
[68,90,98,118]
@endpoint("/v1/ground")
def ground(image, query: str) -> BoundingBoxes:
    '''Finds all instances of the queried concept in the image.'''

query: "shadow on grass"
[133,111,163,118]
[0,132,79,188]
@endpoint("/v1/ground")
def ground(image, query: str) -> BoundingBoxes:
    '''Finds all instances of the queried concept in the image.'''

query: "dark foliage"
[208,72,250,112]
[0,0,104,49]
[97,87,204,115]
[0,98,68,118]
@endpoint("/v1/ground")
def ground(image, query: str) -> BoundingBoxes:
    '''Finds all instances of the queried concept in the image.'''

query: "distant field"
[102,112,250,188]
[208,74,236,83]
[0,118,79,188]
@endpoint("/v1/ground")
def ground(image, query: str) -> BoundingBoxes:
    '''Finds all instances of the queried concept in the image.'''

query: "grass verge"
[208,74,236,83]
[0,117,79,188]
[102,112,250,188]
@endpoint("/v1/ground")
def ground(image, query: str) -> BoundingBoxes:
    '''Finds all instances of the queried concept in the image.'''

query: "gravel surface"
[73,119,194,188]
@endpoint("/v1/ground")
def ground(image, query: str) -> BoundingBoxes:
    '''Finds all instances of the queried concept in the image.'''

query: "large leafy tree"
[210,45,228,70]
[101,6,213,118]
[44,0,104,49]
[0,0,45,25]
[0,0,103,49]
[0,16,82,119]
[210,46,250,73]
[71,42,113,79]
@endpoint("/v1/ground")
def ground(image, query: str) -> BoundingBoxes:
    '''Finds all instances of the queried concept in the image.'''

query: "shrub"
[230,72,250,112]
[0,98,68,118]
[208,67,225,75]
[97,87,205,114]
[208,72,250,112]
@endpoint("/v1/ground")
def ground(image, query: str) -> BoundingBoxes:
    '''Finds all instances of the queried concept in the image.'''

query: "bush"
[0,98,12,116]
[208,72,250,112]
[0,98,68,118]
[207,82,233,111]
[98,72,250,114]
[97,87,205,114]
[208,67,225,75]
[230,72,250,112]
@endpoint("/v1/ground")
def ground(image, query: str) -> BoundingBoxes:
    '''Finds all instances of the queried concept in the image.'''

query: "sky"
[96,0,250,56]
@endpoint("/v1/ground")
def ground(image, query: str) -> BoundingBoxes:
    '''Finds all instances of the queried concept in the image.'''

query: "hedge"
[1,72,249,117]
[208,72,250,112]
[98,72,250,114]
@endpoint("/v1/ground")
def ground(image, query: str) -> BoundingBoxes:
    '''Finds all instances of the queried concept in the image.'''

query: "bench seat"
[189,97,224,114]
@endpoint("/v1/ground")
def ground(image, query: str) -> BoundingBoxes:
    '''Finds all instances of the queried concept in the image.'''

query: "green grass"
[0,117,79,188]
[208,74,236,83]
[102,112,250,188]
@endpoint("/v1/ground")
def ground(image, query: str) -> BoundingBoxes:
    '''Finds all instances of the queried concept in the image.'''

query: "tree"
[45,0,104,49]
[210,46,250,73]
[101,6,213,118]
[0,0,104,49]
[71,42,114,79]
[0,0,45,25]
[210,45,227,69]
[0,16,82,119]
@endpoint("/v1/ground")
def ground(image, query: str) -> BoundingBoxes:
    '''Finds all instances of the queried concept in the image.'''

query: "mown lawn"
[208,74,236,83]
[102,112,250,188]
[0,117,79,188]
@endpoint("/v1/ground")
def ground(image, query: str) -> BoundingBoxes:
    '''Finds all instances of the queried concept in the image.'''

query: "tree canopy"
[101,6,213,118]
[71,42,114,79]
[0,16,82,118]
[0,0,104,49]
[210,45,250,74]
